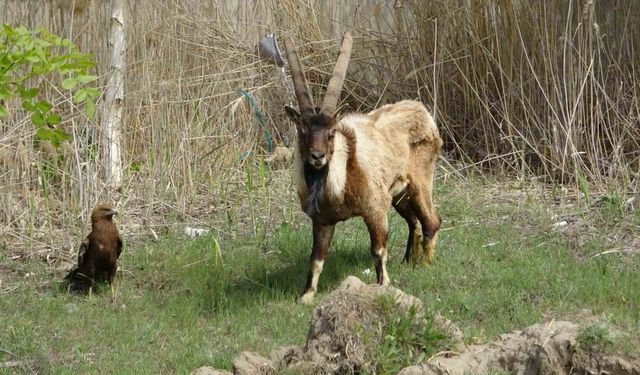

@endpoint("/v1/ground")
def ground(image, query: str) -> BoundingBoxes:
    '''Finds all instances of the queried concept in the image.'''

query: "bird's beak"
[107,209,118,216]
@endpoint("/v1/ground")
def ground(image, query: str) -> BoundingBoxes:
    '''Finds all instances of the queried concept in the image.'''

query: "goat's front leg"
[365,213,390,286]
[299,221,335,304]
[392,197,422,263]
[408,183,442,265]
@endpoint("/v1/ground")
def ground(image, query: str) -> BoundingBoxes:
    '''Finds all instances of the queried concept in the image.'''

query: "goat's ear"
[285,105,301,124]
[328,127,336,139]
[286,105,307,135]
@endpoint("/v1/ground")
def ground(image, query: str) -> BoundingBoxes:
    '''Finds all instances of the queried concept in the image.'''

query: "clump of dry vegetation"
[1,0,639,257]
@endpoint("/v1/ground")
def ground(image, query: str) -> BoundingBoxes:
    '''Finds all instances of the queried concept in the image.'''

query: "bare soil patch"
[0,264,18,289]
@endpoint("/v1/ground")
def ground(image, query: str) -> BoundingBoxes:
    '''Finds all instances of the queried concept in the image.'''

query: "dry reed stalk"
[0,0,638,257]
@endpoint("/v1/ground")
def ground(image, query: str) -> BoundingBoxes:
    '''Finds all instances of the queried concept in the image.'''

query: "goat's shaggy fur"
[283,33,442,304]
[293,100,441,221]
[292,100,443,303]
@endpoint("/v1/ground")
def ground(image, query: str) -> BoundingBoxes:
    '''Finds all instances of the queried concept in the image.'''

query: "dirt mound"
[196,276,640,375]
[199,276,462,375]
[399,320,640,375]
[299,276,463,374]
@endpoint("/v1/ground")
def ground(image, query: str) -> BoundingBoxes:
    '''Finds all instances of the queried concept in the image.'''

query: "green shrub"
[0,24,98,146]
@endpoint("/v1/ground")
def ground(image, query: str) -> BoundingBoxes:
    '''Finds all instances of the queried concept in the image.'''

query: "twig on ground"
[590,249,629,258]
[0,348,20,358]
[427,350,460,362]
[0,361,24,369]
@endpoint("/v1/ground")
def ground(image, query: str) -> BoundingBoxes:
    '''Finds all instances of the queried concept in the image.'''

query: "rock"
[189,366,231,375]
[268,345,303,370]
[233,351,275,375]
[65,303,78,313]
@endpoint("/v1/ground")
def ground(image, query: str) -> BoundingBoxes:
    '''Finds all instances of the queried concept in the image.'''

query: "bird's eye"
[328,129,336,139]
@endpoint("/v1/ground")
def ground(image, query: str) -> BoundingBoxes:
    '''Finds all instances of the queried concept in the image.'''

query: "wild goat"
[284,32,443,304]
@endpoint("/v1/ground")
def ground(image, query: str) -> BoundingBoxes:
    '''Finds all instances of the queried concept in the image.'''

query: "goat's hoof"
[411,252,426,267]
[419,239,436,266]
[298,292,315,305]
[411,231,424,265]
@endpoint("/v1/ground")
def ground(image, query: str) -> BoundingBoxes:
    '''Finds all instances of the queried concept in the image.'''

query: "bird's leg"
[108,265,117,300]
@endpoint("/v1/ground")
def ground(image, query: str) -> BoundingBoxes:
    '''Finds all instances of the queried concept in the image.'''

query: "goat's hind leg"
[392,195,423,264]
[299,221,335,304]
[407,183,441,265]
[364,212,390,286]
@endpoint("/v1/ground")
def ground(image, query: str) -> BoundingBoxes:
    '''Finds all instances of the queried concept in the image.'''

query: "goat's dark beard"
[303,162,328,215]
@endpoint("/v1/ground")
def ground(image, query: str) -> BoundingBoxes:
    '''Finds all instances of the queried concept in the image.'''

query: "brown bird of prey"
[65,203,123,291]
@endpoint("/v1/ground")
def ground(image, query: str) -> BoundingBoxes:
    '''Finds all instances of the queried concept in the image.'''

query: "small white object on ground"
[553,220,568,229]
[185,227,210,238]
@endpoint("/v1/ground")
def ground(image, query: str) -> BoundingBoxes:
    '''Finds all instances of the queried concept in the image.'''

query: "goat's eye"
[328,129,336,139]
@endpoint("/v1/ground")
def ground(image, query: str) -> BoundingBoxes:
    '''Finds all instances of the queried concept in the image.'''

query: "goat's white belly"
[389,176,408,197]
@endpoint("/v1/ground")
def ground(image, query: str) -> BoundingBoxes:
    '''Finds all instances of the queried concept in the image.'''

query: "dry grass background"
[1,0,639,258]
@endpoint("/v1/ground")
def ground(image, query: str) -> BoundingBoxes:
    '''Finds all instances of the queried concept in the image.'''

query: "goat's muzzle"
[309,151,327,169]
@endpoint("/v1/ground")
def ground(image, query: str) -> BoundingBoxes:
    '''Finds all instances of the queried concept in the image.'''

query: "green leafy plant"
[577,172,591,205]
[0,24,99,146]
[372,296,448,374]
[600,190,626,218]
[577,322,614,352]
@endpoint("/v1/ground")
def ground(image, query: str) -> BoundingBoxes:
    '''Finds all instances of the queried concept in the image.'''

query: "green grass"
[1,178,639,373]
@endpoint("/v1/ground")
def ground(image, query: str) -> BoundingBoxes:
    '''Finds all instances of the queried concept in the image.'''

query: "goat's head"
[284,33,352,170]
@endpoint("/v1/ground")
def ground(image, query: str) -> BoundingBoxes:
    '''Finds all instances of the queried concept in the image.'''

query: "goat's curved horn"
[321,32,353,115]
[284,35,314,113]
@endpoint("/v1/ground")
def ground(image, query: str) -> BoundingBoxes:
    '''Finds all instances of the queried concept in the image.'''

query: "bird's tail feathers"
[64,267,79,280]
[64,268,93,292]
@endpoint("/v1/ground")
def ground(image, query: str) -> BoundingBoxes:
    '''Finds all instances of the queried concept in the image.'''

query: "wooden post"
[102,0,125,190]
